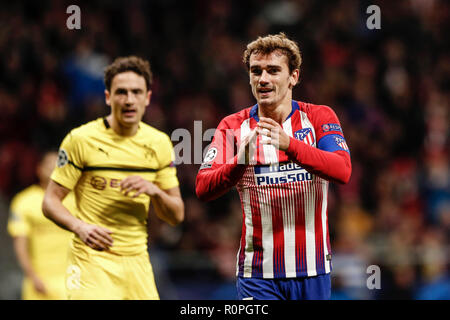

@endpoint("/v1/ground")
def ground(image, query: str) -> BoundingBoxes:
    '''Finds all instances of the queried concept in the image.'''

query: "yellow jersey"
[51,118,179,256]
[8,185,74,277]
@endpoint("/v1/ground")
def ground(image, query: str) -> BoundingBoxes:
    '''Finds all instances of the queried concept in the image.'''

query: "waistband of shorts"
[71,237,148,257]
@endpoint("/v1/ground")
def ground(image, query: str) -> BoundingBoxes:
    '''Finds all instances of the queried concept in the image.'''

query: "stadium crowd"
[0,0,448,299]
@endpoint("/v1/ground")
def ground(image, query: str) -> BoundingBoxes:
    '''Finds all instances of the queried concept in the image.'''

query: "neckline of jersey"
[102,117,141,138]
[249,100,300,123]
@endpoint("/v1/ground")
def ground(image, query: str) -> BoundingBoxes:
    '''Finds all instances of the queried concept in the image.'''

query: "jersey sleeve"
[314,105,350,154]
[195,117,247,201]
[51,131,85,190]
[7,194,31,237]
[153,134,180,190]
[285,105,352,184]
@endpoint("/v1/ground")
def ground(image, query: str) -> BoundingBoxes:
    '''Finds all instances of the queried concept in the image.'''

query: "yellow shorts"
[22,276,67,300]
[66,247,159,300]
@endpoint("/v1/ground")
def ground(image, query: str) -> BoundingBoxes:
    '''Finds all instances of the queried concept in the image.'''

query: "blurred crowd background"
[0,0,448,299]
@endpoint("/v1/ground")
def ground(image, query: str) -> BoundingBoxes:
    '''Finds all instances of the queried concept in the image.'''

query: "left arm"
[120,176,184,226]
[284,137,351,184]
[257,117,351,184]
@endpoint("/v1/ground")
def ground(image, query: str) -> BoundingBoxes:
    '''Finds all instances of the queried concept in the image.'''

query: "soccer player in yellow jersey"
[8,151,74,300]
[42,56,184,300]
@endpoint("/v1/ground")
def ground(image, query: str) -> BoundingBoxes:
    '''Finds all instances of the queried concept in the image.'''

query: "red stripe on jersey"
[250,184,263,277]
[255,134,264,164]
[238,193,247,275]
[295,181,307,276]
[271,184,286,277]
[314,180,325,274]
[326,213,331,259]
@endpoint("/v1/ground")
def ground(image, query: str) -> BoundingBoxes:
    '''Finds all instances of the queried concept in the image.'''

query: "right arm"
[12,236,47,294]
[195,119,257,202]
[42,180,113,251]
[8,196,46,293]
[195,158,247,202]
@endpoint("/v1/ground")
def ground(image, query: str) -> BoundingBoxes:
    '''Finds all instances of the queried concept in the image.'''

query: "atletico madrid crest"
[294,128,315,146]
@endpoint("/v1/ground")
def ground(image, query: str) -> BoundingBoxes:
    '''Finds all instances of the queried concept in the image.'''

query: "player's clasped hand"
[120,175,161,198]
[237,117,291,165]
[75,222,113,251]
[257,117,291,151]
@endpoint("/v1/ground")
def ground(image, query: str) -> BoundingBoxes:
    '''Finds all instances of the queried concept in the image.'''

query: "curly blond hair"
[243,32,302,74]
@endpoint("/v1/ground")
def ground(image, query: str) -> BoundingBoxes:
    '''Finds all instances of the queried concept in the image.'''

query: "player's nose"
[125,91,136,104]
[259,70,270,84]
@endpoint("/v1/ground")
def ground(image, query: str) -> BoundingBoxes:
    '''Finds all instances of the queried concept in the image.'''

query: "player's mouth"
[122,108,137,116]
[258,87,273,97]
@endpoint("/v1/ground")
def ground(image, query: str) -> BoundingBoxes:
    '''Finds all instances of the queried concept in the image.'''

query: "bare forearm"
[42,180,113,251]
[42,194,83,234]
[119,176,184,226]
[151,191,184,226]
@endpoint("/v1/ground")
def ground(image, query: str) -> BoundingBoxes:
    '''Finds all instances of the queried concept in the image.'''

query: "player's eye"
[115,89,127,95]
[251,68,262,75]
[268,68,280,74]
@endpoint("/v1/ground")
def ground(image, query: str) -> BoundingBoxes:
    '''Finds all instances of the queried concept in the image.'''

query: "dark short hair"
[104,56,153,91]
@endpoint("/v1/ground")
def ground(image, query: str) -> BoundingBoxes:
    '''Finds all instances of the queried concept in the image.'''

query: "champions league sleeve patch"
[199,147,217,170]
[317,134,350,154]
[203,147,217,163]
[9,211,21,222]
[57,149,69,168]
[322,123,342,133]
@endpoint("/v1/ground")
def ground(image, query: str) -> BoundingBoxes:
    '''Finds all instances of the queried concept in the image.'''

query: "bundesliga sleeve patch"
[57,149,69,168]
[317,134,350,153]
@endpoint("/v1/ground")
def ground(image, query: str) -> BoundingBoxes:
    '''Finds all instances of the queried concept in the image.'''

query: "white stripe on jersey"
[240,118,251,137]
[283,183,297,277]
[260,186,274,278]
[242,186,254,277]
[282,117,293,140]
[304,180,317,276]
[322,181,331,273]
[262,144,278,164]
[300,111,317,148]
[239,118,254,277]
[282,118,297,277]
[240,118,251,161]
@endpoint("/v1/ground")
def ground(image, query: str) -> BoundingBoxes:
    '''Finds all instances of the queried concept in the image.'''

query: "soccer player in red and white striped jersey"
[196,33,351,300]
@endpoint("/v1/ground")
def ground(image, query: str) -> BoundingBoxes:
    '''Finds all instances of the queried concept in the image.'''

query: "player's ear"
[290,69,299,88]
[105,90,111,106]
[146,90,152,107]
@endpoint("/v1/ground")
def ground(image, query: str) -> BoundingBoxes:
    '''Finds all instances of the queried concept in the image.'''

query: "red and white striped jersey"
[196,100,351,279]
